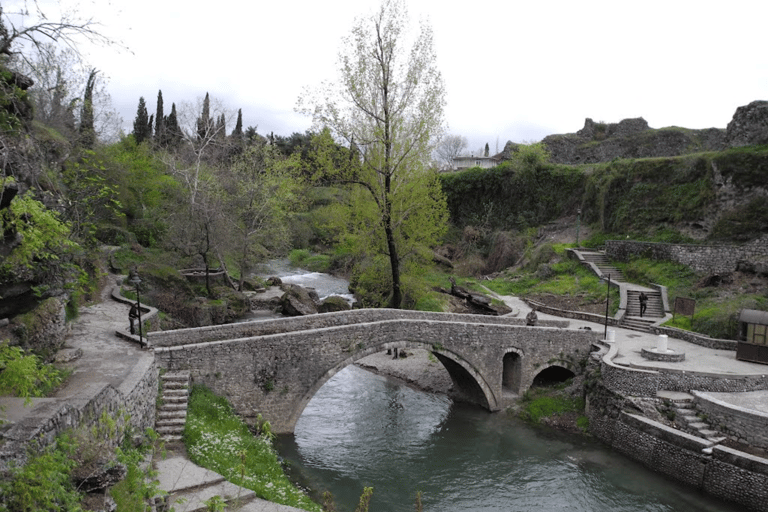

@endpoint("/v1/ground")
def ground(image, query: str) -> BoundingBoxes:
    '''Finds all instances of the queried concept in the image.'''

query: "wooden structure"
[736,309,768,364]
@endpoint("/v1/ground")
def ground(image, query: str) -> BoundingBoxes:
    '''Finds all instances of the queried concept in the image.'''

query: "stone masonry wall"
[693,391,768,450]
[597,341,768,396]
[0,358,158,473]
[587,378,768,512]
[588,407,768,511]
[605,238,768,275]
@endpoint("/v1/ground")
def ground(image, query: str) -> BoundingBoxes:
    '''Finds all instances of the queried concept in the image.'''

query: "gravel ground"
[356,349,454,396]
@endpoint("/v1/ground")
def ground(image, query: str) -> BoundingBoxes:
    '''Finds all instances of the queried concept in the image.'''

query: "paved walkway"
[2,278,767,510]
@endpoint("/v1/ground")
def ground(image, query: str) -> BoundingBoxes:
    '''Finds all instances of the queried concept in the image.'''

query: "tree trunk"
[384,175,401,308]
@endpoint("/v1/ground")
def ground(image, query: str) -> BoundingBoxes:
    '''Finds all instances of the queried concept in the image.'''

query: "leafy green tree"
[132,96,150,144]
[298,0,448,308]
[61,150,124,244]
[226,143,302,290]
[105,137,178,245]
[0,190,78,283]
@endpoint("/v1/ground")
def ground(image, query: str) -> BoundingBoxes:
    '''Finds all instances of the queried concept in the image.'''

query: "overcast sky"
[8,0,768,153]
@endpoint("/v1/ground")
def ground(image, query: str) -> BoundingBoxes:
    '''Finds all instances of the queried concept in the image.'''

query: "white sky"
[6,0,768,153]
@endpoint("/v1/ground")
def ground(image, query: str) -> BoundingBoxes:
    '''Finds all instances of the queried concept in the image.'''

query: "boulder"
[279,284,318,316]
[318,295,352,313]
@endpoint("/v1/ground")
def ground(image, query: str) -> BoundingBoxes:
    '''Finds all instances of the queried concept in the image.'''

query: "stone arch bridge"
[151,310,598,433]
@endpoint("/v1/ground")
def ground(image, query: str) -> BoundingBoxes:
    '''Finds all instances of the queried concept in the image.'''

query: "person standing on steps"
[639,292,648,318]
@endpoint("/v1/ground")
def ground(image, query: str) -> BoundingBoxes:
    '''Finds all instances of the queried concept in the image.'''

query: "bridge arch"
[502,347,525,394]
[285,340,498,432]
[531,363,576,388]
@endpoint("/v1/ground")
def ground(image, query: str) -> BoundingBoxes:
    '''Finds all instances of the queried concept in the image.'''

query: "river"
[258,261,740,512]
[276,366,740,512]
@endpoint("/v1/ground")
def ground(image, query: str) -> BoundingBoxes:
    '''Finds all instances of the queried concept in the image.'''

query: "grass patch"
[520,388,585,424]
[184,385,321,511]
[289,249,331,273]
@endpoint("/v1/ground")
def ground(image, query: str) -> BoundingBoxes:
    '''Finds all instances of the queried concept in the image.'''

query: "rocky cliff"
[534,100,768,165]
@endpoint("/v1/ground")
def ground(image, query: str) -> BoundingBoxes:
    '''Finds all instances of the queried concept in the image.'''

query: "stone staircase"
[622,289,665,332]
[156,370,190,445]
[579,251,627,282]
[663,392,726,446]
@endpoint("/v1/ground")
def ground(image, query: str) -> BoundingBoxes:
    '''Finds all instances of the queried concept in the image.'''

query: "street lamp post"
[603,274,611,340]
[575,208,581,246]
[129,270,143,346]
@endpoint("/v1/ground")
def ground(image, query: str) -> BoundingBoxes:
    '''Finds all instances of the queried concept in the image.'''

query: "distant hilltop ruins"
[502,100,768,165]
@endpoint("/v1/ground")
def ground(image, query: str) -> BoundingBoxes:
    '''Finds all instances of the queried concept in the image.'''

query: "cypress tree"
[133,96,150,144]
[165,102,182,148]
[154,90,165,144]
[78,69,97,148]
[232,108,243,139]
[196,92,212,140]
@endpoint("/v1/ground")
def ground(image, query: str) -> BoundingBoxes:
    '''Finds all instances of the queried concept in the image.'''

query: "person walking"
[639,292,648,318]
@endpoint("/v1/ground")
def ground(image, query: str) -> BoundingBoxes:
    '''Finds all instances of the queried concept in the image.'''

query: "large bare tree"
[298,0,447,308]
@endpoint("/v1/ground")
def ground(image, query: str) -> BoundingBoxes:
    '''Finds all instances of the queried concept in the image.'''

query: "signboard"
[674,297,696,318]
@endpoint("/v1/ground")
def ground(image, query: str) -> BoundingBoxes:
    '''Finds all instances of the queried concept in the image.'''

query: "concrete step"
[699,428,721,437]
[163,380,189,389]
[163,389,189,400]
[163,395,189,404]
[688,422,709,430]
[158,410,187,419]
[157,425,185,435]
[160,402,187,412]
[157,417,187,427]
[169,481,256,512]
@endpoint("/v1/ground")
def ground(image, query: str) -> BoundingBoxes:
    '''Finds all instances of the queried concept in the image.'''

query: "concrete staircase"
[664,392,726,445]
[579,251,627,282]
[156,370,190,445]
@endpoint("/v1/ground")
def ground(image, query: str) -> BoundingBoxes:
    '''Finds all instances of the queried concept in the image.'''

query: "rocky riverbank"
[356,349,455,396]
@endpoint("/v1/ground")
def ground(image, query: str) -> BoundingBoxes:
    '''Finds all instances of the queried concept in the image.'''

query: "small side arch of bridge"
[152,309,597,433]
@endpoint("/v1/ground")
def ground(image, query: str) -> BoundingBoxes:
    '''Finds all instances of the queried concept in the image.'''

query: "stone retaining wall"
[650,325,737,351]
[588,409,768,511]
[597,341,768,396]
[605,238,768,275]
[147,308,570,348]
[0,357,158,473]
[693,391,768,450]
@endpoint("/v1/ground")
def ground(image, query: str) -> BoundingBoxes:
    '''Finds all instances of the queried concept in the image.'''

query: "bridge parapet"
[147,308,570,348]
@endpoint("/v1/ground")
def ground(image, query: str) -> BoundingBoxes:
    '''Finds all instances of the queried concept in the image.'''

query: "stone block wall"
[597,341,768,396]
[605,238,768,275]
[649,325,737,351]
[588,402,768,511]
[0,358,158,473]
[693,391,768,450]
